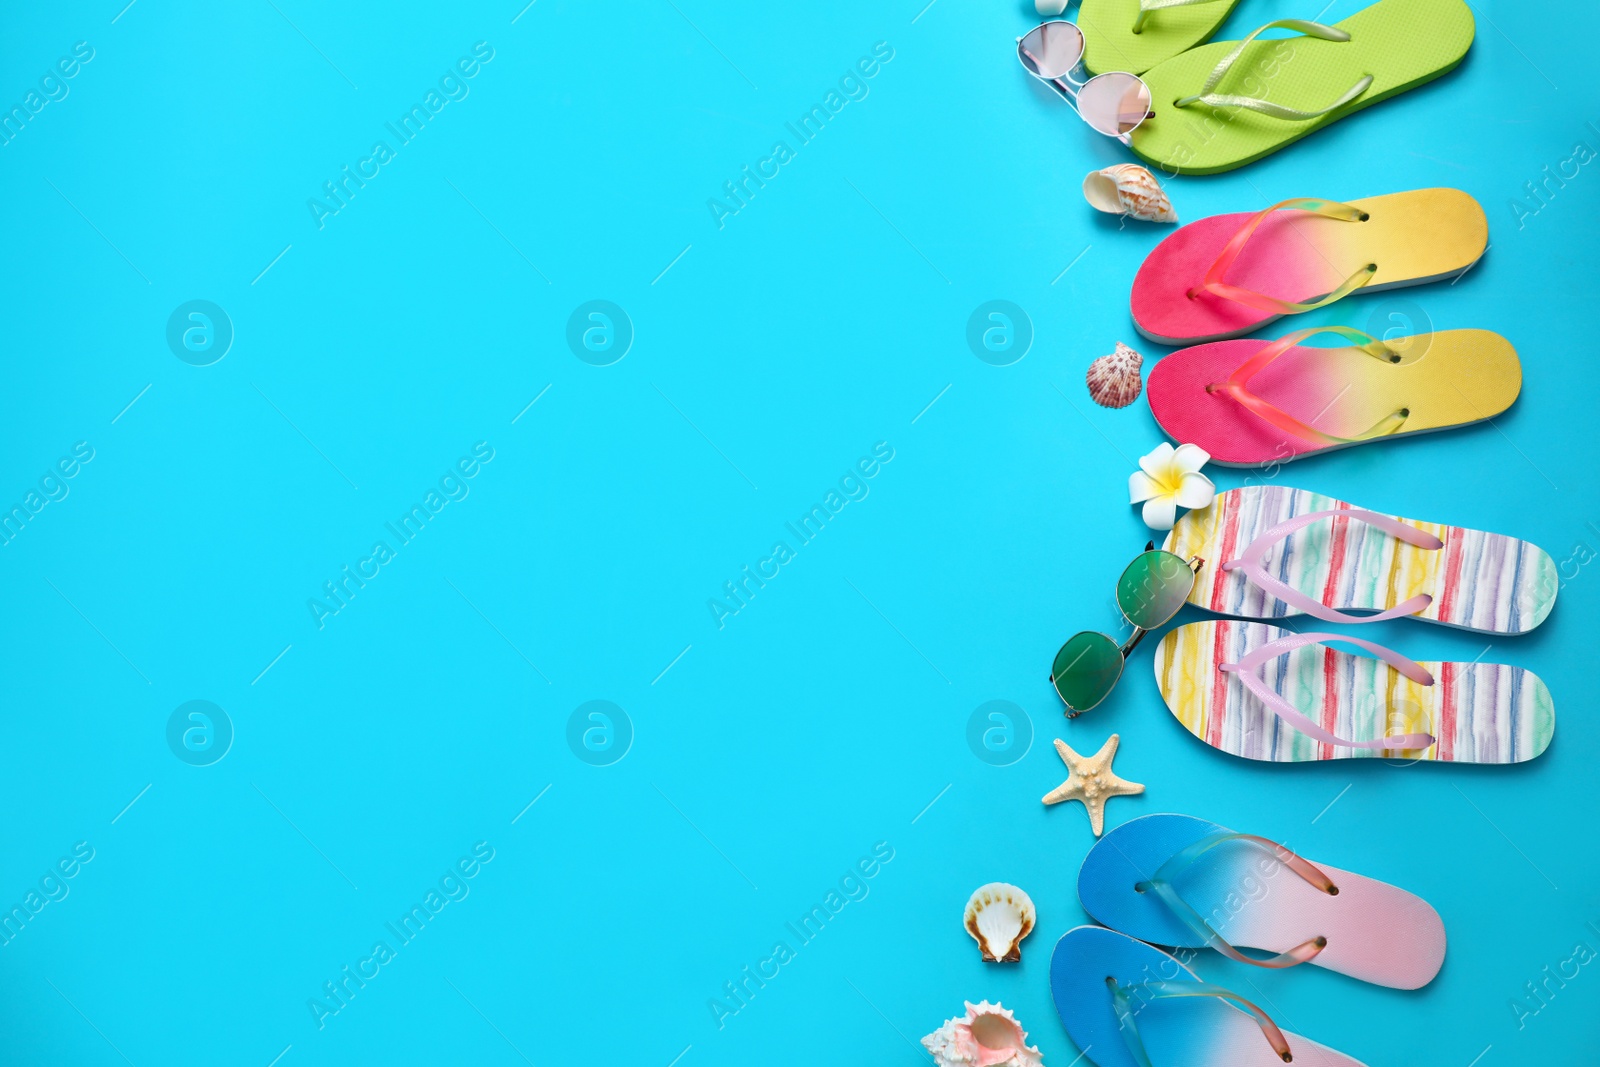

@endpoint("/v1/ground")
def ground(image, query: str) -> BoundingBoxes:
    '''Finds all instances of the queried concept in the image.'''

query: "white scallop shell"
[1035,0,1068,14]
[963,883,1036,963]
[1083,164,1178,223]
[1086,342,1144,409]
[922,1000,1045,1067]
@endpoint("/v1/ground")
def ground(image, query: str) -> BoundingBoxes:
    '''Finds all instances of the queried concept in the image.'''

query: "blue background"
[1,0,1596,1064]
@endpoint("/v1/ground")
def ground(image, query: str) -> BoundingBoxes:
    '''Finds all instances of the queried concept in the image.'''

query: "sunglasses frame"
[1050,543,1205,717]
[1015,21,1157,145]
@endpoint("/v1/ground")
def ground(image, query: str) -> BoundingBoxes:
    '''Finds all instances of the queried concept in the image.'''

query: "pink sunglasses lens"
[1078,73,1152,137]
[1017,22,1085,80]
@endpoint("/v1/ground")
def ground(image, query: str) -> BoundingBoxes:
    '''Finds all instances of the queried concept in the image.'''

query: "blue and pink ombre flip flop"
[1052,926,1369,1066]
[1078,814,1445,989]
[1052,817,1444,1062]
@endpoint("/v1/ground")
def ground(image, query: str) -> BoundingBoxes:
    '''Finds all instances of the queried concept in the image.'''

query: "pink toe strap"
[1221,507,1444,623]
[1204,326,1412,446]
[1191,198,1373,315]
[1221,631,1436,751]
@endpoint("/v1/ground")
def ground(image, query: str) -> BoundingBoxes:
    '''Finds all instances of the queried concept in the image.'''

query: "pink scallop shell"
[1087,342,1144,409]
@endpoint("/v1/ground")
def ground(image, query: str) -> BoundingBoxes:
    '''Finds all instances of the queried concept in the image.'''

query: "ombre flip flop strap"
[1205,325,1412,444]
[1133,831,1337,969]
[1110,975,1294,1065]
[1188,198,1376,314]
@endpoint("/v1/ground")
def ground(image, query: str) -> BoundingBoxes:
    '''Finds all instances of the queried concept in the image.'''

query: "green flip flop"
[1080,0,1244,75]
[1129,0,1474,175]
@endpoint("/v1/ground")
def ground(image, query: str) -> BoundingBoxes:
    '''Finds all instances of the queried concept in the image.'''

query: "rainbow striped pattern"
[1165,486,1557,635]
[1155,621,1554,763]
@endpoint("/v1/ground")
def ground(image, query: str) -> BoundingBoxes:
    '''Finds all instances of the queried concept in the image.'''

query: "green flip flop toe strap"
[1175,19,1373,119]
[1132,0,1227,35]
[1080,0,1246,76]
[1130,0,1476,174]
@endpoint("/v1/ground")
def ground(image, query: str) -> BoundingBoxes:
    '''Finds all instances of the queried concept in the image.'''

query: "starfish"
[1041,734,1144,836]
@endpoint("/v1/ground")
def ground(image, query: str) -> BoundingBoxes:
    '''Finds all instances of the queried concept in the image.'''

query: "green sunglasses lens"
[1116,549,1195,630]
[1050,631,1124,713]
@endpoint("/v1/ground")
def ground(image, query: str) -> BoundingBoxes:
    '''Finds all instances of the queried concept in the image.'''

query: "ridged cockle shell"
[1087,342,1144,409]
[1083,164,1178,223]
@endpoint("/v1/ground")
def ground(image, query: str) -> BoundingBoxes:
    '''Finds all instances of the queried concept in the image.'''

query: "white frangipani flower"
[1129,442,1215,531]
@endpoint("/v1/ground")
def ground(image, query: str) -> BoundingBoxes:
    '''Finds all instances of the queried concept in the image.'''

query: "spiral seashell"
[1087,342,1144,408]
[1083,164,1178,223]
[922,1000,1045,1067]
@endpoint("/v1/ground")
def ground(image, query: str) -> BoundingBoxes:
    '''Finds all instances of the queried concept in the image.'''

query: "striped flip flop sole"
[1155,620,1554,764]
[1165,485,1557,635]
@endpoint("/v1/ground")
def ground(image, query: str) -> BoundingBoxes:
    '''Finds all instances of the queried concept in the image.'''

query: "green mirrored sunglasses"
[1050,544,1204,717]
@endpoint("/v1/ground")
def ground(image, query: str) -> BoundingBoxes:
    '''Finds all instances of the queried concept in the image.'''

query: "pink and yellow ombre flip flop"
[1155,621,1555,764]
[1165,485,1557,635]
[1052,926,1371,1066]
[1079,814,1445,989]
[1145,324,1521,466]
[1131,189,1487,345]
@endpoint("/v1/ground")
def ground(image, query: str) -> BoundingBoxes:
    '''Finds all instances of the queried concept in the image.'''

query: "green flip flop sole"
[1079,0,1244,75]
[1130,0,1475,175]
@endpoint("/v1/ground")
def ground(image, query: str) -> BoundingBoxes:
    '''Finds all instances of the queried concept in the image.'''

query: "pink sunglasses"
[1016,21,1154,145]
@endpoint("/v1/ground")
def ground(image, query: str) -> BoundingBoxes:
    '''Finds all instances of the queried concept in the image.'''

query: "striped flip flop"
[1154,620,1554,764]
[1165,485,1556,635]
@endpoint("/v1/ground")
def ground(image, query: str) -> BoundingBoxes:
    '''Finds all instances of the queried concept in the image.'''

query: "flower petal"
[1141,494,1178,531]
[1174,471,1216,510]
[1129,470,1163,504]
[1138,442,1176,478]
[1172,443,1212,475]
